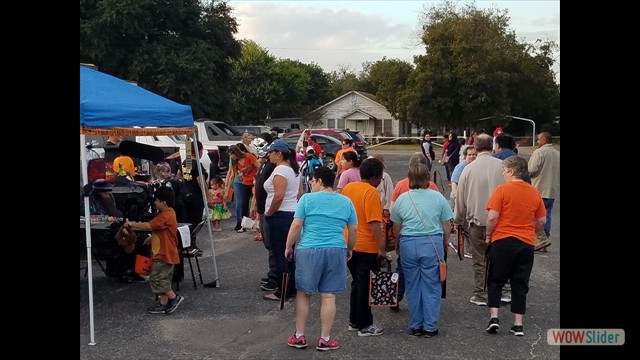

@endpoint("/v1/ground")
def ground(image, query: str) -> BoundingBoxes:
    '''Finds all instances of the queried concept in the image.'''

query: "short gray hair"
[502,156,529,180]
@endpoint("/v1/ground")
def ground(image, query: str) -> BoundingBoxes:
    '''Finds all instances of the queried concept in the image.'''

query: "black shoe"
[409,328,424,336]
[261,282,277,291]
[165,295,184,314]
[147,302,168,314]
[234,223,242,231]
[486,317,500,334]
[510,325,524,336]
[423,329,438,338]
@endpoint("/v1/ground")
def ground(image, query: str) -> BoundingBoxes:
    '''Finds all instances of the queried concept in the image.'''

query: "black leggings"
[242,184,254,220]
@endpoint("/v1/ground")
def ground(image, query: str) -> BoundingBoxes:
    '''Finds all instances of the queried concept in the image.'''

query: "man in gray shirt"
[454,134,510,306]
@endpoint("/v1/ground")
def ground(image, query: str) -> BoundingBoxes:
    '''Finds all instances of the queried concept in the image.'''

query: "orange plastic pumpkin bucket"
[135,255,154,276]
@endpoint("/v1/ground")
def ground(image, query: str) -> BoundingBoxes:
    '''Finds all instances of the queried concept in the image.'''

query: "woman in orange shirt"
[229,145,261,232]
[484,156,546,337]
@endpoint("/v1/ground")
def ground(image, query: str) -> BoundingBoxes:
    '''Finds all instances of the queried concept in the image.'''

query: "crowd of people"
[81,128,559,345]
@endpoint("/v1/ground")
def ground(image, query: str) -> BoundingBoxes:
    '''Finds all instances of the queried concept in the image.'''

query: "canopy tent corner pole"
[193,131,220,287]
[80,134,97,346]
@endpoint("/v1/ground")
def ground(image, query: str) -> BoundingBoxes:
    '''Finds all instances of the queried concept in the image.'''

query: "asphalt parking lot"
[80,150,560,359]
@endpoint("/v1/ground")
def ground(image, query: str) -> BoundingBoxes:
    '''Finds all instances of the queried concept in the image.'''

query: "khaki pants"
[469,224,510,301]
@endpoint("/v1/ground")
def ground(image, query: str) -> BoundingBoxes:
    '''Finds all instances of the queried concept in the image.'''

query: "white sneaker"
[469,295,487,306]
[500,293,512,303]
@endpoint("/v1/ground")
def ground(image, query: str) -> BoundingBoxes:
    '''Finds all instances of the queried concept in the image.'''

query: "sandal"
[263,293,281,301]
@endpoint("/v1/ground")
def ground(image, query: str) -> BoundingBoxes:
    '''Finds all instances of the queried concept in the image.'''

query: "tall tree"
[231,40,278,123]
[230,42,331,123]
[80,0,241,120]
[362,58,414,121]
[411,1,559,131]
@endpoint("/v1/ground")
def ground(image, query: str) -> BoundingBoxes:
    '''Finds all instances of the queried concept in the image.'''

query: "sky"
[229,0,560,83]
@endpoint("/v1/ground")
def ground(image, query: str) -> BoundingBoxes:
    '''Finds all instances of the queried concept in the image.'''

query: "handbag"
[382,215,395,251]
[407,193,447,283]
[368,259,399,307]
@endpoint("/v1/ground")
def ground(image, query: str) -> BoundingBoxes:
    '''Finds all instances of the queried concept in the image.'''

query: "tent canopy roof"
[80,66,194,135]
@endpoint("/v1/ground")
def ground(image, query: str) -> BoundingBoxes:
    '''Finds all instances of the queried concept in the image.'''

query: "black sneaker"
[147,303,168,314]
[165,295,184,314]
[234,223,242,231]
[423,329,439,338]
[260,277,269,285]
[510,325,524,336]
[408,328,424,336]
[486,317,499,334]
[261,282,277,291]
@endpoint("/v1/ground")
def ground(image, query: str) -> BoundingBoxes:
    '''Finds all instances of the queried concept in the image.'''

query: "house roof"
[310,90,385,113]
[341,109,376,119]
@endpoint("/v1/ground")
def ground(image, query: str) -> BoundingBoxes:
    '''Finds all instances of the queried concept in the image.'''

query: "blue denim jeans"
[232,181,244,222]
[400,234,443,332]
[542,198,554,237]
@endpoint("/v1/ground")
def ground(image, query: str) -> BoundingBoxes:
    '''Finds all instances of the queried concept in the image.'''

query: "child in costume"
[209,176,230,231]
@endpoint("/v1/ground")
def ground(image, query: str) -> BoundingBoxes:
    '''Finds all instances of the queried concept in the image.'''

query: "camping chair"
[175,219,206,291]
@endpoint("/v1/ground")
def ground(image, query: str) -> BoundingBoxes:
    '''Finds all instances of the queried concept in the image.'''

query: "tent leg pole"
[81,134,97,345]
[192,133,220,287]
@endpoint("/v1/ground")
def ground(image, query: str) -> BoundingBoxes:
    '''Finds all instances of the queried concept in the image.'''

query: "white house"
[310,91,409,137]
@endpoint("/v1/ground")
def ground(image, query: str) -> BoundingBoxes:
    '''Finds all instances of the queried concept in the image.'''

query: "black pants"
[347,251,380,329]
[266,211,296,298]
[184,195,204,247]
[486,237,534,314]
[242,184,254,220]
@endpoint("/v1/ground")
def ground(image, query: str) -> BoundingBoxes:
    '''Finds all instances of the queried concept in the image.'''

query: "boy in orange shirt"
[125,187,183,314]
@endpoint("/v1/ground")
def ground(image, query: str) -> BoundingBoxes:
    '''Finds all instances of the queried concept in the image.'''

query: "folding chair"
[175,219,205,291]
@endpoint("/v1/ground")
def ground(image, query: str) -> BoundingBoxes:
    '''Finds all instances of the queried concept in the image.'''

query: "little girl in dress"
[209,176,231,231]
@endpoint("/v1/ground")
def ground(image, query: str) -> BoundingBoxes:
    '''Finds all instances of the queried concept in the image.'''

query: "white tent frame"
[81,129,219,346]
[476,115,536,146]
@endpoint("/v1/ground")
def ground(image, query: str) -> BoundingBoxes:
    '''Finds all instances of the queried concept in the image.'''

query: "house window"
[291,123,300,130]
[384,119,392,135]
[327,119,335,128]
[374,120,382,135]
[337,119,345,129]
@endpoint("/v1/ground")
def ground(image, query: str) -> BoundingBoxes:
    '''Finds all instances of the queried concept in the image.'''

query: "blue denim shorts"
[295,248,347,294]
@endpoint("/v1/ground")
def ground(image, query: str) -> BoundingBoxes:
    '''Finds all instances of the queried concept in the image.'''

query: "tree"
[411,1,559,131]
[80,0,242,120]
[231,40,278,123]
[362,58,414,121]
[230,42,332,123]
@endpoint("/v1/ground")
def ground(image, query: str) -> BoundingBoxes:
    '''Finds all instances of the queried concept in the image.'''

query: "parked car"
[282,131,345,171]
[340,129,368,157]
[283,129,367,158]
[232,125,271,137]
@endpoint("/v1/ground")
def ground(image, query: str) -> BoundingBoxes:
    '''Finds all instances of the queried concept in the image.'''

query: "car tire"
[324,155,337,172]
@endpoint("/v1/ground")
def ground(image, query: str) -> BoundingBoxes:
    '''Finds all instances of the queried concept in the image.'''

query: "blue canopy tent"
[80,65,219,345]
